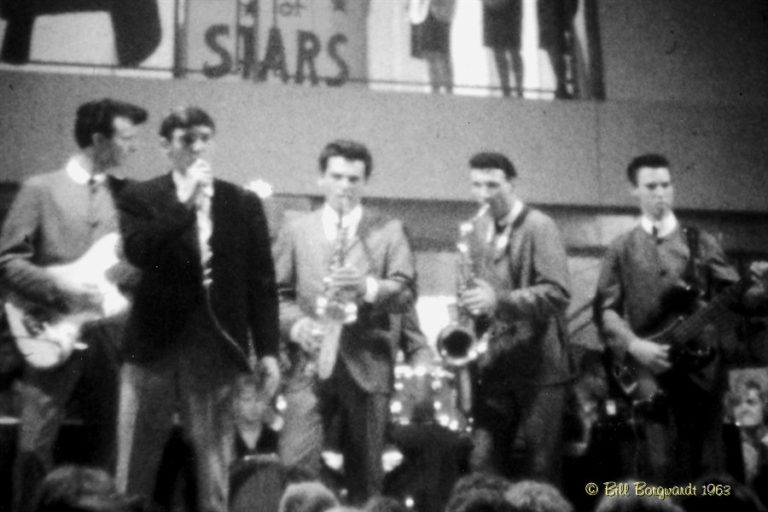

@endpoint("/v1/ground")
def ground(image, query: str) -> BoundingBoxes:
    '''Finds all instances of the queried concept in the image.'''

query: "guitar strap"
[682,226,703,292]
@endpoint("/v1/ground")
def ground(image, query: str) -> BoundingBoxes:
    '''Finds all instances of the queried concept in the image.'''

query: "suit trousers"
[13,322,119,512]
[472,381,566,485]
[116,314,240,512]
[279,361,389,505]
[630,381,726,485]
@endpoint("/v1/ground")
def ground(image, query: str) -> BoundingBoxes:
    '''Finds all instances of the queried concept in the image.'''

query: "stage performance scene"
[1,1,768,512]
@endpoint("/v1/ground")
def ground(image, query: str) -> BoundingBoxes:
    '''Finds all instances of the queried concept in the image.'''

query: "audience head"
[680,474,767,512]
[33,465,144,512]
[363,496,408,512]
[728,374,768,427]
[446,473,514,512]
[593,493,684,512]
[234,371,273,427]
[504,480,573,512]
[445,488,515,512]
[278,481,339,512]
[449,472,513,498]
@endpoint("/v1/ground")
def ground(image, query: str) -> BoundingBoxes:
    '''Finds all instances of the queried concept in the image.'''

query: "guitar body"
[609,282,740,403]
[4,233,130,370]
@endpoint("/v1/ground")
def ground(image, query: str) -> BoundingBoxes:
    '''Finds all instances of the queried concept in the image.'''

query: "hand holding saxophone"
[459,278,497,316]
[291,317,324,353]
[326,266,367,298]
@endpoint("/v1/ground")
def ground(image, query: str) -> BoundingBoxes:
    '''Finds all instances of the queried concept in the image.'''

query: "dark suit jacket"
[469,206,572,389]
[117,173,279,368]
[273,207,425,393]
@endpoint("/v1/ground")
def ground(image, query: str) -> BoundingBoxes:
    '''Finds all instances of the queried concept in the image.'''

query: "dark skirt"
[482,0,523,49]
[411,12,451,58]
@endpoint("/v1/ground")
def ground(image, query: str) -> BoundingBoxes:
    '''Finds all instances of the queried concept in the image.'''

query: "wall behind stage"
[1,69,767,213]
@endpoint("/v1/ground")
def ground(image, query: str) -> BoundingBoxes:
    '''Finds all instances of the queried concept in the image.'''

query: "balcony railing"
[0,0,604,100]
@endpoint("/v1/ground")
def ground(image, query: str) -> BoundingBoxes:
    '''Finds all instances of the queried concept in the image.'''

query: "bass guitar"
[610,279,745,402]
[4,233,131,370]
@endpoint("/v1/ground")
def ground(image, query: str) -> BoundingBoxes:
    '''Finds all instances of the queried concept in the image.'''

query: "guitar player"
[593,153,768,486]
[0,98,147,512]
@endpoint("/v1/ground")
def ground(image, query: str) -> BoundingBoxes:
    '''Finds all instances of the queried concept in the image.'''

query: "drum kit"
[389,363,471,432]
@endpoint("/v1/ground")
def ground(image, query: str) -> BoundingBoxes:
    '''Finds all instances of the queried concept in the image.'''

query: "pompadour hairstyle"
[159,106,216,141]
[318,139,373,178]
[469,152,517,180]
[626,153,670,186]
[74,98,147,149]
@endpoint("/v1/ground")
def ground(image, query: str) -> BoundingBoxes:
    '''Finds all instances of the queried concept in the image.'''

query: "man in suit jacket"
[0,98,147,512]
[115,107,280,512]
[273,140,432,504]
[459,151,571,484]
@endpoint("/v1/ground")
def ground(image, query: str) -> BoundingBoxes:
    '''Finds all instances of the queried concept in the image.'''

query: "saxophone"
[313,198,358,380]
[436,204,492,367]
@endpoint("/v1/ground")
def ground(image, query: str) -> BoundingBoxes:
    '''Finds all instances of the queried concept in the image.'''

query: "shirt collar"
[485,200,524,247]
[322,202,363,240]
[502,199,525,227]
[640,212,678,238]
[65,155,106,185]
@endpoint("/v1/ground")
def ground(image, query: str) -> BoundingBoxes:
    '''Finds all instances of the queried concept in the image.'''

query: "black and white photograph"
[1,1,768,511]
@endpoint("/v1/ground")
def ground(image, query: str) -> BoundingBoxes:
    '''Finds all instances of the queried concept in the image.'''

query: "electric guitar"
[610,279,746,402]
[3,233,131,370]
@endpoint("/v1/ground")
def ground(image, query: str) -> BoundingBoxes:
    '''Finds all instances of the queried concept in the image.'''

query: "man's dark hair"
[318,139,373,178]
[445,489,515,512]
[33,465,146,512]
[364,496,409,512]
[74,98,147,149]
[626,153,670,186]
[450,472,513,499]
[504,480,573,512]
[159,106,216,141]
[469,152,517,180]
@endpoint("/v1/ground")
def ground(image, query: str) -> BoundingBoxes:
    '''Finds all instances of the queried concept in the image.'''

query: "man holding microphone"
[115,107,280,512]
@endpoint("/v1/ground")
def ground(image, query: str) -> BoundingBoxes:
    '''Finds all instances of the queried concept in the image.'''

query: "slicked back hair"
[319,139,373,179]
[159,106,216,141]
[74,98,147,149]
[626,153,670,186]
[469,152,517,180]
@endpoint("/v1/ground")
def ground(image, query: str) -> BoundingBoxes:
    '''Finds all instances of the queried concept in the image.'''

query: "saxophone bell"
[436,204,491,368]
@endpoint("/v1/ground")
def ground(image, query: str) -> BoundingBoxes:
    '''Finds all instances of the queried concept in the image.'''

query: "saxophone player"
[459,152,571,485]
[273,140,432,504]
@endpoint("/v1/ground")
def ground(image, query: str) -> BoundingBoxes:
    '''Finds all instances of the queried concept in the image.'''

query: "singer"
[114,107,280,512]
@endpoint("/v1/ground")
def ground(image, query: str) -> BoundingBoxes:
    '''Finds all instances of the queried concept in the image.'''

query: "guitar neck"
[665,280,743,344]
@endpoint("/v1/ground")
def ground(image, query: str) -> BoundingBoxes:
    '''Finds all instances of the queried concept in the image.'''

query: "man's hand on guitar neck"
[628,338,671,374]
